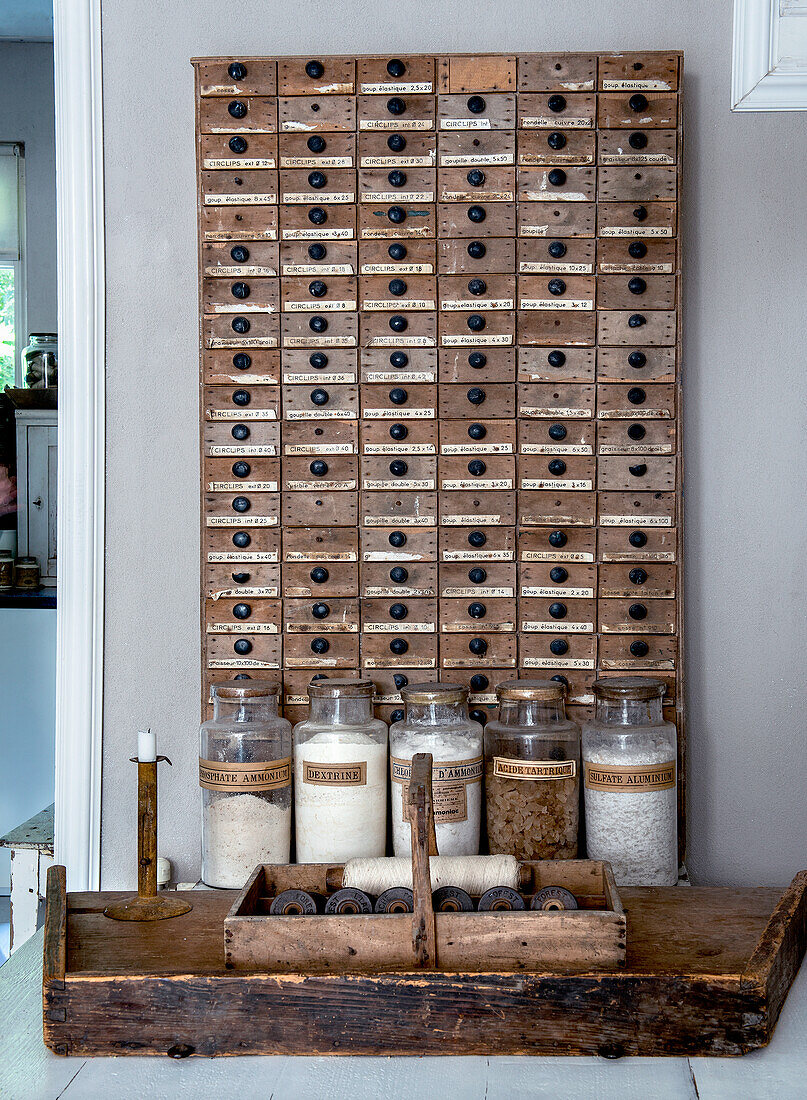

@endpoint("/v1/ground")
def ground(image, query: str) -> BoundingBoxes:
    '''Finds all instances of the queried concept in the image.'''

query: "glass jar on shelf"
[484,679,580,860]
[389,682,483,856]
[199,680,292,888]
[293,677,388,863]
[582,677,677,886]
[21,333,57,388]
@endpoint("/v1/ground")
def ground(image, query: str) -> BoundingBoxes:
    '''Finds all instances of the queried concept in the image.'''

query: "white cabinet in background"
[15,410,57,583]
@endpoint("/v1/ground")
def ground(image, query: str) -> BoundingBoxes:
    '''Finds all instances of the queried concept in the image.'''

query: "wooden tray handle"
[408,752,438,969]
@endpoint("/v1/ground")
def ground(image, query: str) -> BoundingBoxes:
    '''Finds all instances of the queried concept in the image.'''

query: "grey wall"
[0,41,56,338]
[100,0,807,888]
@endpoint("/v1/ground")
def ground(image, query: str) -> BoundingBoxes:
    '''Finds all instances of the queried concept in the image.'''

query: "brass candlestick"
[104,754,193,921]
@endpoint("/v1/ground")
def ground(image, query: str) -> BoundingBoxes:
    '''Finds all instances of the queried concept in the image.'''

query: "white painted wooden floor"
[2,929,806,1100]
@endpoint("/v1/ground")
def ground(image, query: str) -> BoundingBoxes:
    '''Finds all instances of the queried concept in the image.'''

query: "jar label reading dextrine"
[302,761,367,787]
[391,756,483,824]
[199,757,292,792]
[584,761,675,792]
[493,757,576,781]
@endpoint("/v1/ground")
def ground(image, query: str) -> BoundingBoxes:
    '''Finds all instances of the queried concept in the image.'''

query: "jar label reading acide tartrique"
[391,756,483,824]
[198,757,292,792]
[584,761,675,793]
[302,760,367,787]
[493,757,577,781]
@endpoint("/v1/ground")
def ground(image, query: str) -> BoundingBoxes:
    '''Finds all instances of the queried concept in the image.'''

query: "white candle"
[138,729,156,762]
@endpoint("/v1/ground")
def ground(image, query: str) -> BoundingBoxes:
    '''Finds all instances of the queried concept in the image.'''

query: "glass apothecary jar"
[389,683,483,856]
[485,679,580,860]
[582,677,677,886]
[293,677,388,863]
[200,680,292,888]
[22,333,57,388]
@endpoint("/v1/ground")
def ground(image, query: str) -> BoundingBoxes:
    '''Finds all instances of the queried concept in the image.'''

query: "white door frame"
[52,0,105,889]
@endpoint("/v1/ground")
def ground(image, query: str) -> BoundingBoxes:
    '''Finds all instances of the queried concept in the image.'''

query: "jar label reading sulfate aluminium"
[199,757,292,792]
[493,757,577,780]
[584,760,675,792]
[391,756,483,823]
[302,761,367,786]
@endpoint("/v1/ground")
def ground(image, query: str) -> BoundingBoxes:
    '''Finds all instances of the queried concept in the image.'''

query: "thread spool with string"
[432,885,474,912]
[324,888,374,914]
[477,886,526,912]
[374,887,414,913]
[337,854,522,896]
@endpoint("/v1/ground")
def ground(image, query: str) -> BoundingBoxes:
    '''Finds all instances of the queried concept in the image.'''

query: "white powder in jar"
[202,793,290,889]
[391,731,482,857]
[584,740,677,886]
[294,732,387,863]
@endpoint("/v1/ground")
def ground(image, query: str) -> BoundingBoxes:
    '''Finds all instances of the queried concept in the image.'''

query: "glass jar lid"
[308,676,373,698]
[497,678,567,702]
[212,679,281,700]
[400,682,467,706]
[592,676,665,701]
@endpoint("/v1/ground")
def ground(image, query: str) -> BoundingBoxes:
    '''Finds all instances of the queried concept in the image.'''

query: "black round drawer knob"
[232,531,251,548]
[547,130,567,150]
[310,388,329,406]
[629,568,648,585]
[231,282,250,300]
[548,168,567,187]
[228,62,248,81]
[468,637,488,655]
[470,712,487,729]
[468,459,487,476]
[231,570,250,583]
[389,423,408,440]
[232,389,251,406]
[312,602,330,619]
[467,314,486,332]
[308,207,328,225]
[468,351,487,369]
[468,530,487,547]
[628,314,646,328]
[629,463,648,478]
[387,58,405,77]
[309,459,329,476]
[307,135,326,153]
[548,423,567,441]
[547,94,567,112]
[389,602,408,620]
[550,674,569,687]
[231,316,250,334]
[233,675,252,681]
[390,708,405,722]
[467,95,486,113]
[389,387,408,404]
[467,240,486,259]
[468,205,486,223]
[628,277,647,295]
[469,567,487,584]
[627,387,646,404]
[548,240,567,258]
[468,278,487,296]
[388,169,407,187]
[468,422,486,440]
[310,567,329,584]
[468,602,486,619]
[467,387,486,405]
[311,637,330,654]
[393,673,409,692]
[548,529,567,548]
[309,315,328,333]
[629,530,647,548]
[232,353,251,371]
[549,638,568,655]
[233,638,253,655]
[309,351,328,369]
[549,566,568,583]
[388,242,407,260]
[389,459,408,476]
[628,350,647,369]
[629,131,648,149]
[629,603,648,620]
[308,171,327,189]
[387,133,407,152]
[548,458,567,475]
[390,351,408,369]
[627,423,646,441]
[470,673,489,691]
[387,96,406,115]
[229,136,248,154]
[389,314,408,332]
[467,168,486,187]
[628,240,648,259]
[630,640,649,657]
[389,278,407,296]
[390,566,409,583]
[633,206,648,222]
[308,242,327,260]
[232,461,251,478]
[389,637,409,655]
[308,280,327,298]
[549,602,567,619]
[547,278,566,296]
[230,245,249,263]
[232,602,251,620]
[629,93,649,112]
[305,60,325,79]
[228,100,247,119]
[547,349,566,368]
[389,531,407,547]
[231,424,249,441]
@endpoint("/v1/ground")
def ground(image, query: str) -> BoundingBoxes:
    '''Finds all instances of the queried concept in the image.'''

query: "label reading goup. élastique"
[199,757,291,792]
[493,757,576,780]
[391,755,483,823]
[303,760,367,786]
[584,760,675,792]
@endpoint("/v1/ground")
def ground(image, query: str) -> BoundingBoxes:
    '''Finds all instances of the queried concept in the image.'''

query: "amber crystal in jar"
[484,679,580,860]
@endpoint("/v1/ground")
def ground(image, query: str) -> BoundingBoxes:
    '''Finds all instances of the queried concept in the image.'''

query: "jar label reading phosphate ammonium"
[493,757,576,781]
[584,760,675,792]
[302,760,367,787]
[199,757,292,792]
[390,756,483,823]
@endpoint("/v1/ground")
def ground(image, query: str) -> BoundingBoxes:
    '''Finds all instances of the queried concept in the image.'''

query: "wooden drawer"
[361,309,437,347]
[518,346,595,383]
[205,633,282,673]
[281,311,358,348]
[360,346,436,383]
[596,238,676,275]
[204,418,280,460]
[438,311,516,348]
[200,133,278,170]
[437,202,516,239]
[282,560,359,598]
[598,525,676,563]
[203,312,280,350]
[361,454,436,491]
[596,345,676,383]
[357,93,435,131]
[439,54,516,93]
[518,93,595,129]
[518,417,593,454]
[440,632,517,669]
[598,633,678,672]
[597,382,675,419]
[598,93,678,129]
[203,277,279,314]
[360,418,437,455]
[278,168,356,206]
[518,201,595,238]
[281,348,357,386]
[518,310,595,347]
[204,384,279,420]
[283,633,359,669]
[598,489,676,529]
[437,93,515,130]
[281,274,357,313]
[284,596,359,633]
[599,562,676,599]
[598,165,677,203]
[361,488,437,528]
[597,200,676,239]
[437,166,515,203]
[279,203,356,242]
[519,632,595,671]
[517,129,595,166]
[280,491,359,528]
[439,490,517,528]
[597,419,675,455]
[518,274,594,311]
[201,205,278,243]
[519,382,594,419]
[361,382,436,419]
[518,453,595,491]
[281,419,357,459]
[358,202,437,240]
[598,128,677,167]
[357,132,437,169]
[201,168,278,206]
[358,238,436,276]
[439,524,516,562]
[282,382,358,420]
[206,455,279,493]
[597,274,675,311]
[518,490,596,527]
[205,596,281,634]
[440,273,515,311]
[362,595,437,631]
[281,670,321,710]
[437,129,515,167]
[439,347,516,383]
[359,167,436,203]
[360,526,438,563]
[440,596,516,633]
[598,597,676,634]
[438,382,515,418]
[199,96,277,134]
[359,274,437,310]
[282,454,358,492]
[282,526,358,564]
[517,237,595,275]
[520,596,595,633]
[518,166,595,203]
[438,453,515,491]
[519,561,596,598]
[205,527,281,565]
[357,56,436,94]
[518,54,596,92]
[439,417,516,454]
[361,632,437,670]
[203,348,281,386]
[203,241,280,278]
[278,132,357,169]
[597,311,676,347]
[361,561,438,598]
[598,53,679,92]
[439,561,517,598]
[278,95,356,133]
[277,57,355,96]
[518,526,596,563]
[597,454,676,492]
[438,236,516,275]
[278,240,357,281]
[205,562,280,600]
[198,59,278,97]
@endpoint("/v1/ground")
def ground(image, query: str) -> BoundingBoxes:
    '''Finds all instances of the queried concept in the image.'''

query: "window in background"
[0,145,25,390]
